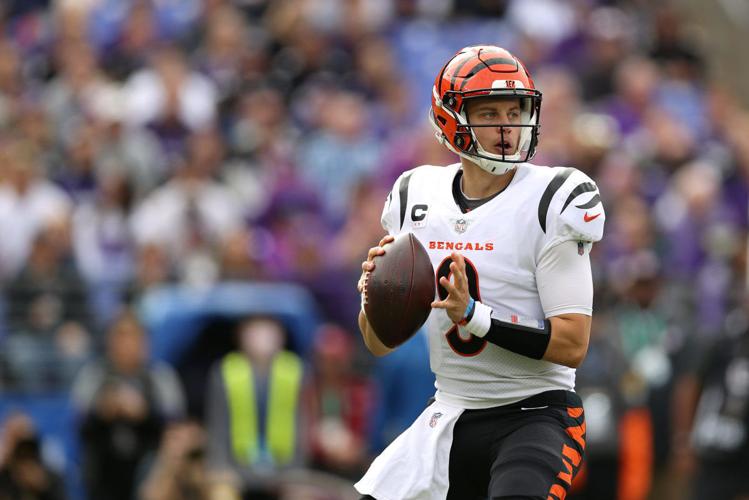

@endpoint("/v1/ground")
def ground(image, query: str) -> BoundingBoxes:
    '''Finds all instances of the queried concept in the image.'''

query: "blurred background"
[0,0,747,499]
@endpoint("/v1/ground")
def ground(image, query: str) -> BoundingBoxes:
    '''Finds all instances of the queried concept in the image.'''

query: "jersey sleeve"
[537,240,594,317]
[380,170,413,236]
[540,168,605,255]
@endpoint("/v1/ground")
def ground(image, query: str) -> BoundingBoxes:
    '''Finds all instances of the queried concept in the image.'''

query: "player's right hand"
[431,251,471,324]
[357,235,395,293]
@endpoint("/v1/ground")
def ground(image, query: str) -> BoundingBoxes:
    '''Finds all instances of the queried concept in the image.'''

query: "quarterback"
[356,46,604,499]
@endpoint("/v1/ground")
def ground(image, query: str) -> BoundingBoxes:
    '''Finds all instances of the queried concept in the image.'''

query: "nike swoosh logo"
[583,212,600,222]
[521,405,549,411]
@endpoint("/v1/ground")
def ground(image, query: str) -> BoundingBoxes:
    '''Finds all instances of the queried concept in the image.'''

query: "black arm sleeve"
[483,318,552,360]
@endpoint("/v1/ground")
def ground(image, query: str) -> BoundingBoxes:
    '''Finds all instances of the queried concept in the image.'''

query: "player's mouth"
[495,140,514,155]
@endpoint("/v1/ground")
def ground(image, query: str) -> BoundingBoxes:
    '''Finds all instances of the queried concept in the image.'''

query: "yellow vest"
[221,351,303,466]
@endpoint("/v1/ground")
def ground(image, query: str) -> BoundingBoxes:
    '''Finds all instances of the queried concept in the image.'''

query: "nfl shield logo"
[429,412,443,428]
[454,219,467,234]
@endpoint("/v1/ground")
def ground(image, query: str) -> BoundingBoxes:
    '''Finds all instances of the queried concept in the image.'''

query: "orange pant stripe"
[557,457,573,486]
[562,444,582,467]
[548,483,566,500]
[565,420,586,449]
[547,408,586,500]
[567,407,583,418]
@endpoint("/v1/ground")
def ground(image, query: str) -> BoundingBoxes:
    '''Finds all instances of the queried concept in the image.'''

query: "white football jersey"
[381,162,605,409]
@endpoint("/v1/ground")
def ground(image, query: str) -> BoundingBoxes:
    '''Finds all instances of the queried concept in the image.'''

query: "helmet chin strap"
[470,138,522,175]
[466,151,517,176]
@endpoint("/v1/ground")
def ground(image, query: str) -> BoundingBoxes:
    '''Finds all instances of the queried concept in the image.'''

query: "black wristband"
[483,318,552,360]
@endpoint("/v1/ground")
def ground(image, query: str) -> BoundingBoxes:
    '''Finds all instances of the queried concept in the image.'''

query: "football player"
[355,45,605,500]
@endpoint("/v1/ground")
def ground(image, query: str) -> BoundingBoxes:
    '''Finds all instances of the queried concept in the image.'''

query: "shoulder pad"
[381,165,449,235]
[381,169,415,235]
[540,168,605,243]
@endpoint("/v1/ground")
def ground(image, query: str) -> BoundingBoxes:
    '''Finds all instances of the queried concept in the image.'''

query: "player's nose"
[497,124,512,136]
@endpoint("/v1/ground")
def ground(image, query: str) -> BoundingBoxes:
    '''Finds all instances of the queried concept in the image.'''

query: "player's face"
[464,97,522,156]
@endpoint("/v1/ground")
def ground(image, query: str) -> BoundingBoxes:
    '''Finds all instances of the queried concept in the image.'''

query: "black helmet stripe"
[449,53,476,92]
[458,57,519,91]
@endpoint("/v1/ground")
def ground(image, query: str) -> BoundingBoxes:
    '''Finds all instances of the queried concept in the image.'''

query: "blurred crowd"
[0,0,747,499]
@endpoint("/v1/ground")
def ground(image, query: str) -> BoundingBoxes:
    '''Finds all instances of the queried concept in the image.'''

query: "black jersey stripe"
[574,193,601,210]
[538,168,573,233]
[399,172,413,230]
[561,183,597,213]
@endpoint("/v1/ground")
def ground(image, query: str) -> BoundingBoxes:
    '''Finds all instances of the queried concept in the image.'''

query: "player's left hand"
[431,252,471,324]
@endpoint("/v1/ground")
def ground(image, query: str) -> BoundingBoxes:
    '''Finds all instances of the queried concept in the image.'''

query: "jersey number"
[436,257,487,357]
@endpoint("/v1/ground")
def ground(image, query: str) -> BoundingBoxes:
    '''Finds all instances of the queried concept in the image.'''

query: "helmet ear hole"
[454,134,473,152]
[436,115,447,126]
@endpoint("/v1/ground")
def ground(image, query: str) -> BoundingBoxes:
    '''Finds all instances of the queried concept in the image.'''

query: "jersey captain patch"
[411,204,429,227]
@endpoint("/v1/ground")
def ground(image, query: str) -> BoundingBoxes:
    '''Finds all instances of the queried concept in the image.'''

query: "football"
[364,232,435,348]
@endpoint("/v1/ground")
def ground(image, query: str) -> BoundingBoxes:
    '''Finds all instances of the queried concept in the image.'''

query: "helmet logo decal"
[491,79,522,89]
